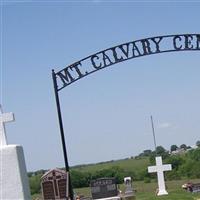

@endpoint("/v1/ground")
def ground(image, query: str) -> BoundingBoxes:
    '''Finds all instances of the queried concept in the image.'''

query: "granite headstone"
[41,168,68,200]
[90,178,118,199]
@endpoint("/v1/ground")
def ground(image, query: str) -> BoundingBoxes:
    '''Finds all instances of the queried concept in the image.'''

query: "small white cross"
[0,105,15,146]
[148,156,172,196]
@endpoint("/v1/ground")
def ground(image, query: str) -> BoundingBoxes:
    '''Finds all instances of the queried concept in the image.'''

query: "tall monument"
[0,105,31,199]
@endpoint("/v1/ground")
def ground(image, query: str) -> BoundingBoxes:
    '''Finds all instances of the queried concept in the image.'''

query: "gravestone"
[187,183,200,193]
[192,183,200,193]
[90,178,119,199]
[148,156,172,196]
[124,177,134,197]
[0,105,31,199]
[41,168,69,200]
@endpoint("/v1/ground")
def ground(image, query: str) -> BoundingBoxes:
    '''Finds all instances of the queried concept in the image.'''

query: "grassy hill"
[72,157,150,173]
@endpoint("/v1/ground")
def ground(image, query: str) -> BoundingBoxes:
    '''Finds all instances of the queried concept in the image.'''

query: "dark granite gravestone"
[90,178,118,199]
[41,168,68,200]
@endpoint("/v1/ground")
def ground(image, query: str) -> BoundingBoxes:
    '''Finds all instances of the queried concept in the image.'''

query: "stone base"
[124,191,135,197]
[95,196,121,200]
[0,145,31,199]
[157,189,168,196]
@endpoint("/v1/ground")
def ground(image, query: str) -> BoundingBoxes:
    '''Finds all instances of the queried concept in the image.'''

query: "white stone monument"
[124,177,134,197]
[0,105,31,199]
[148,156,172,196]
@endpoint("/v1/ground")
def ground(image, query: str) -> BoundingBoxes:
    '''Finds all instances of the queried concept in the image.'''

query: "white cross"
[148,156,172,196]
[0,105,15,146]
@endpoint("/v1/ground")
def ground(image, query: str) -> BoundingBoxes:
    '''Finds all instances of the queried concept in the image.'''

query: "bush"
[144,177,151,183]
[29,174,42,195]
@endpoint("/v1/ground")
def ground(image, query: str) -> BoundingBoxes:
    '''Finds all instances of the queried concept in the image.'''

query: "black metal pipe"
[52,69,73,200]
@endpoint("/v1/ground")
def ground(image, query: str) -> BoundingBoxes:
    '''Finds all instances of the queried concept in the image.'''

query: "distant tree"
[188,148,200,162]
[170,145,178,152]
[166,155,185,170]
[156,146,166,155]
[196,140,200,147]
[143,149,152,156]
[29,174,41,195]
[71,170,91,188]
[149,146,169,163]
[180,144,187,150]
[28,172,34,177]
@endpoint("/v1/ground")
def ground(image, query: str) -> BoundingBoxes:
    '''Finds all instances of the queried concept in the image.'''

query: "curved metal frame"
[55,33,200,91]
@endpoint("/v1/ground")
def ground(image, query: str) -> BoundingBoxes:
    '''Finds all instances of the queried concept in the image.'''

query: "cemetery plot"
[52,34,200,199]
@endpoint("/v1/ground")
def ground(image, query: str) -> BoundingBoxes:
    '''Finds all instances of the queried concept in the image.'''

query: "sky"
[1,0,200,171]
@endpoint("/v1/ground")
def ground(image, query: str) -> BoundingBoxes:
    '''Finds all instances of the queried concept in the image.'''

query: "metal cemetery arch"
[52,34,200,199]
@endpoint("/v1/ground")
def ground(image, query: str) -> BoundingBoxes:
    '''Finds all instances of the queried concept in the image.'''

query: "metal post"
[150,115,157,154]
[52,69,73,200]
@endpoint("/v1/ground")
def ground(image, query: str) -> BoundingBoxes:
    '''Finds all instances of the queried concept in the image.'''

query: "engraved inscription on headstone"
[90,178,118,199]
[42,181,55,199]
[41,168,68,200]
[58,179,68,198]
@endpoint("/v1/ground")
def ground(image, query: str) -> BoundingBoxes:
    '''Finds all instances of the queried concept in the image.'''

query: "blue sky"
[1,1,200,171]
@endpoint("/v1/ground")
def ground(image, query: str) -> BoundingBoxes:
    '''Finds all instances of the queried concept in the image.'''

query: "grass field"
[73,157,149,173]
[74,179,200,200]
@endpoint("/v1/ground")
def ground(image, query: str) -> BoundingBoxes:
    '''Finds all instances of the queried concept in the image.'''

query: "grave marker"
[90,178,118,199]
[41,168,69,200]
[148,156,172,196]
[191,183,200,193]
[124,177,134,197]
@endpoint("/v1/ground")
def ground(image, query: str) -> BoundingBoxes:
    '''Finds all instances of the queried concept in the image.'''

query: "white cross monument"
[0,105,15,146]
[148,156,172,196]
[0,105,31,199]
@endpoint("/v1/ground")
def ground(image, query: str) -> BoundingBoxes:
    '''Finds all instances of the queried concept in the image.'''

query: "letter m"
[56,68,75,88]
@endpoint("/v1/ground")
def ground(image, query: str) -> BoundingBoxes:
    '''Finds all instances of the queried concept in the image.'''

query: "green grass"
[73,157,149,173]
[74,179,200,200]
[32,179,200,199]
